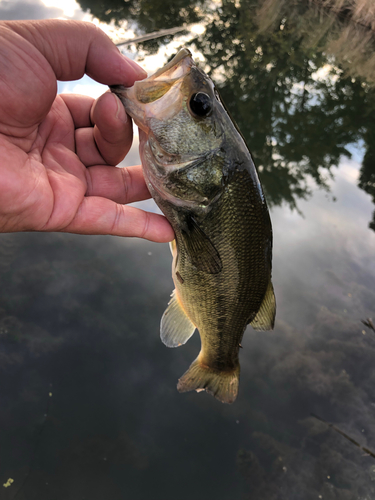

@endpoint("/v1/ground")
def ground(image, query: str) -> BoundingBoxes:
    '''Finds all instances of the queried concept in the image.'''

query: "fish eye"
[189,92,212,118]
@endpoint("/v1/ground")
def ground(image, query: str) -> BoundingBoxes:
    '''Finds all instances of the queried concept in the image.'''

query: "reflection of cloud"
[0,0,61,20]
[42,0,82,18]
[236,307,375,497]
[340,161,361,183]
[0,0,85,20]
[311,64,339,82]
[233,157,375,497]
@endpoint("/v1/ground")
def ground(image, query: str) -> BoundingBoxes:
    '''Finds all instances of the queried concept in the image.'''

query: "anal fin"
[250,279,276,331]
[160,290,196,347]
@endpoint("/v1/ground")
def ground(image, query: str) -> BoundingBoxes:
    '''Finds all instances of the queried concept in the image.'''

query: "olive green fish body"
[156,149,273,403]
[111,49,275,404]
[176,168,272,355]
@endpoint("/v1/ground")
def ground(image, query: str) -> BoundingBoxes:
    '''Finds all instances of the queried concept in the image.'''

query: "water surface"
[1,1,375,499]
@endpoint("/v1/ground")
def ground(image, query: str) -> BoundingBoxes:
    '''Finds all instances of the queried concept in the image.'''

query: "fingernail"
[113,94,128,124]
[124,57,148,79]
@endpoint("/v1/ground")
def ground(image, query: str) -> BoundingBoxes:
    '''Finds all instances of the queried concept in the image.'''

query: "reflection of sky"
[57,77,108,99]
[1,158,374,498]
[0,0,86,21]
[271,159,375,329]
[2,1,375,499]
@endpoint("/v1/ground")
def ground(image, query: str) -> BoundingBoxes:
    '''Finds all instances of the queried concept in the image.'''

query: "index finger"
[60,92,133,167]
[92,92,133,166]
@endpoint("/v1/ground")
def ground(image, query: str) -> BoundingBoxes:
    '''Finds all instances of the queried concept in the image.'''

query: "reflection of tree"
[359,137,375,231]
[78,0,202,52]
[234,296,375,499]
[190,0,375,212]
[78,0,201,27]
[77,0,375,222]
[250,0,375,228]
[191,1,371,209]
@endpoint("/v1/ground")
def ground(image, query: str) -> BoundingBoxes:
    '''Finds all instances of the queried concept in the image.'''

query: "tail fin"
[177,358,240,404]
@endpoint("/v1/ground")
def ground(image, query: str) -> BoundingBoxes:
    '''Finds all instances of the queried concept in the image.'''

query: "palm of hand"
[2,95,89,232]
[0,20,174,242]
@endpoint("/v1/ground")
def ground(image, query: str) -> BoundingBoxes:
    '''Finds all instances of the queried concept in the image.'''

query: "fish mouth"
[132,49,194,105]
[110,48,195,130]
[110,49,194,102]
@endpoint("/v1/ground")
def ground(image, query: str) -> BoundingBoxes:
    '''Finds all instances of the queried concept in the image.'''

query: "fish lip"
[150,48,194,81]
[109,84,129,98]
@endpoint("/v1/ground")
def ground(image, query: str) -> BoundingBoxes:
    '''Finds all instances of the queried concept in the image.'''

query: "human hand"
[0,20,174,242]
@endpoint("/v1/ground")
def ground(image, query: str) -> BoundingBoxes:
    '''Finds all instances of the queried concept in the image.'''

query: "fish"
[111,48,275,404]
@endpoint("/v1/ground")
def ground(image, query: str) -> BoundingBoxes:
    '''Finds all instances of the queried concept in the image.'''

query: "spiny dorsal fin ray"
[250,279,276,331]
[160,290,196,348]
[181,215,222,274]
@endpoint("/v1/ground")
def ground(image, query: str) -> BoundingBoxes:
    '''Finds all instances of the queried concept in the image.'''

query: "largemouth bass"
[111,49,275,404]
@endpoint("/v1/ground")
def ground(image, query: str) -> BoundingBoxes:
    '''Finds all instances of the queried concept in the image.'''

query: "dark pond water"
[1,1,375,499]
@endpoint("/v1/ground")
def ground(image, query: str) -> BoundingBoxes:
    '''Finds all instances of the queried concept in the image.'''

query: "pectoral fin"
[160,290,196,347]
[250,280,276,331]
[181,216,222,274]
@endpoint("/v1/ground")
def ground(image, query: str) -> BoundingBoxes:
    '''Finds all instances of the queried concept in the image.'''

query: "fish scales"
[173,169,271,366]
[111,48,275,403]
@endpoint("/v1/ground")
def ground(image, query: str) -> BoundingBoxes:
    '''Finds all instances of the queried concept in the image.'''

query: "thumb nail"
[113,94,128,124]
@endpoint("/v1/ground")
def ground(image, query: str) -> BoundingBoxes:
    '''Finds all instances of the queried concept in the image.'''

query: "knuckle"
[120,167,131,203]
[85,167,94,195]
[140,210,150,239]
[111,203,123,234]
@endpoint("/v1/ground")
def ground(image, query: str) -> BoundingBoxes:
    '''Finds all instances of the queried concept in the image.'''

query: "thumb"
[0,20,146,132]
[3,20,147,85]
